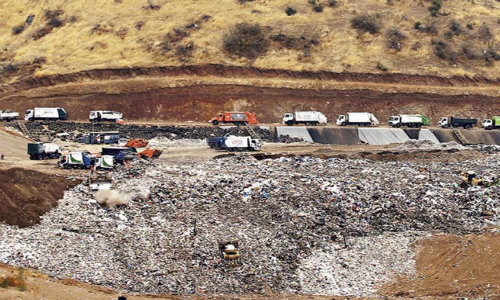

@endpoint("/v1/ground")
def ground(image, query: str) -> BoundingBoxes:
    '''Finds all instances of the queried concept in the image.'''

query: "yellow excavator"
[219,241,241,267]
[460,171,486,188]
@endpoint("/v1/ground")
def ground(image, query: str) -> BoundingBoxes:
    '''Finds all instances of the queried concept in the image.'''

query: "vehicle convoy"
[0,109,19,121]
[27,142,62,160]
[482,116,500,130]
[439,116,477,129]
[89,111,123,122]
[207,136,262,151]
[282,111,328,125]
[25,107,68,121]
[336,112,379,126]
[388,114,430,128]
[210,112,258,125]
[58,152,92,169]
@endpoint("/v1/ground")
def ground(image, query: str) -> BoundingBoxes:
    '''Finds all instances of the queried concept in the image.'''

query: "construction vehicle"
[482,116,500,130]
[102,147,138,164]
[0,109,19,121]
[460,171,486,188]
[210,112,258,126]
[25,107,68,121]
[27,142,62,160]
[88,171,112,191]
[336,112,379,126]
[139,148,163,159]
[389,114,430,128]
[125,139,149,148]
[58,152,92,169]
[439,116,477,129]
[218,241,241,266]
[89,111,123,122]
[282,111,328,126]
[207,136,262,151]
[78,132,121,144]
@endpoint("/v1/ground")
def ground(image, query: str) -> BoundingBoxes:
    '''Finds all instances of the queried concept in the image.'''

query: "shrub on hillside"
[12,25,25,35]
[285,6,297,16]
[478,24,493,42]
[432,40,457,61]
[223,22,269,59]
[377,62,388,71]
[176,42,194,62]
[428,0,442,17]
[386,27,406,51]
[449,19,462,35]
[351,14,381,34]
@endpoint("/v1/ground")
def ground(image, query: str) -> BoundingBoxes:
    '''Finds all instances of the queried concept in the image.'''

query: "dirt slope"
[0,168,77,228]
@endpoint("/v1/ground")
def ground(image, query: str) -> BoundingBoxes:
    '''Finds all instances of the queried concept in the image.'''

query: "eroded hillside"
[1,0,500,82]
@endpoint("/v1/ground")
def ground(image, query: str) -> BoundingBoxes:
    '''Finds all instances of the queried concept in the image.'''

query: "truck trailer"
[58,152,92,169]
[207,136,262,151]
[388,114,430,128]
[482,116,500,130]
[0,109,19,121]
[210,112,258,125]
[336,112,379,126]
[439,116,477,129]
[89,111,123,122]
[27,142,62,160]
[282,111,328,125]
[25,107,68,121]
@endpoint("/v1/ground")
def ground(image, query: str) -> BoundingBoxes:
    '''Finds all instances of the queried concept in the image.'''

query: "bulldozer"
[125,139,149,148]
[139,148,163,159]
[218,241,241,267]
[460,171,486,188]
[88,171,113,191]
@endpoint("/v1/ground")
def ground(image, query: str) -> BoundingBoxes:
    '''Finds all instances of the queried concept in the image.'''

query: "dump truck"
[27,142,62,160]
[58,152,92,169]
[25,107,68,121]
[89,111,123,122]
[388,114,430,128]
[336,112,379,126]
[482,116,500,130]
[439,116,477,129]
[207,136,262,151]
[282,111,328,125]
[0,109,19,121]
[209,112,258,125]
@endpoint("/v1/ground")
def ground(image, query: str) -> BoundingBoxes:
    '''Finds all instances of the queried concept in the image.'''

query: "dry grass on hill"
[0,0,499,79]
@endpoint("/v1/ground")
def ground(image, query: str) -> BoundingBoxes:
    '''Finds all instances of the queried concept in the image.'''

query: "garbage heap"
[13,122,303,143]
[0,155,499,296]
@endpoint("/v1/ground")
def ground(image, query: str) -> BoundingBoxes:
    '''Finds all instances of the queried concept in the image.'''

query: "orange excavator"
[139,148,163,159]
[125,139,149,148]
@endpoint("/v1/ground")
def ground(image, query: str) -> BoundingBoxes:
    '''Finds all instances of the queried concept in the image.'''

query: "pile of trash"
[395,140,468,151]
[8,122,304,143]
[0,155,499,295]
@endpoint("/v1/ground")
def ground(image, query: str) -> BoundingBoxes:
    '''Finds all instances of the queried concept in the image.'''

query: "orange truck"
[209,112,258,125]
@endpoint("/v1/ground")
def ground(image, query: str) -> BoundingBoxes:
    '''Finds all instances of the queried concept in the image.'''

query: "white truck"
[25,107,68,121]
[0,109,19,121]
[282,111,328,125]
[95,155,114,170]
[388,114,430,128]
[336,112,379,126]
[89,111,123,122]
[207,136,262,151]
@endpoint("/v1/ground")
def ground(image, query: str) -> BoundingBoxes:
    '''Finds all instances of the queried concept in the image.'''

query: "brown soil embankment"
[0,168,78,228]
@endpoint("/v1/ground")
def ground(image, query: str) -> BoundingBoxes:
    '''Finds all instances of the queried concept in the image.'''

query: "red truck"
[209,112,258,125]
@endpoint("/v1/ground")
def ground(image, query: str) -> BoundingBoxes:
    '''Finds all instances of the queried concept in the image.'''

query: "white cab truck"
[0,109,19,121]
[282,111,328,125]
[389,114,430,128]
[336,112,379,126]
[89,111,123,122]
[207,136,262,151]
[27,142,62,160]
[25,107,68,121]
[95,155,114,170]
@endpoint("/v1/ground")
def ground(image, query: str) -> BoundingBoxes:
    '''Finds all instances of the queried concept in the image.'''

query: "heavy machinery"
[210,112,258,126]
[460,171,486,188]
[139,148,163,159]
[58,151,92,169]
[125,139,149,148]
[0,109,19,121]
[27,142,62,160]
[207,136,262,151]
[282,111,328,126]
[218,241,241,266]
[439,116,477,129]
[389,114,430,128]
[95,155,114,170]
[88,171,112,191]
[336,112,379,126]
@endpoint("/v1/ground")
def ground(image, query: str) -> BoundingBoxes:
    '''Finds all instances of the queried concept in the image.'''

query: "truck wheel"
[340,122,346,126]
[212,120,219,125]
[286,121,294,126]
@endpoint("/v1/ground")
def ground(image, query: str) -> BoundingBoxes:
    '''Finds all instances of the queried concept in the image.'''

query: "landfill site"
[0,114,499,300]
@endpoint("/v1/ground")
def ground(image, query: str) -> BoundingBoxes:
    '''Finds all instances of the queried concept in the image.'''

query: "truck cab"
[438,117,449,128]
[24,109,34,121]
[483,119,493,130]
[336,115,347,126]
[249,138,262,151]
[388,116,400,127]
[282,113,294,125]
